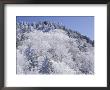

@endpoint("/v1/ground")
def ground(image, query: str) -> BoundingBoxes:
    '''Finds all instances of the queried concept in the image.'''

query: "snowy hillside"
[16,21,94,74]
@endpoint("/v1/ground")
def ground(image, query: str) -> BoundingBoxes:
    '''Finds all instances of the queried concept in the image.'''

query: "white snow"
[16,21,94,74]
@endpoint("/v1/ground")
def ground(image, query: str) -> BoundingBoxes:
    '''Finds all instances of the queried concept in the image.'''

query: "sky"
[16,16,94,40]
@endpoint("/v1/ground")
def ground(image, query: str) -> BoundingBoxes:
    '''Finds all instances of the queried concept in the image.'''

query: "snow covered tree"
[39,56,54,74]
[16,21,94,74]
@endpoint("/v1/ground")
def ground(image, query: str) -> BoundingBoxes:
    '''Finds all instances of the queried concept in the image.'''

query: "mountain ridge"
[17,21,94,46]
[16,21,94,74]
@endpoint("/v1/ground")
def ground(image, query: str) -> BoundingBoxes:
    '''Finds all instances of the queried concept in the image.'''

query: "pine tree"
[39,56,53,74]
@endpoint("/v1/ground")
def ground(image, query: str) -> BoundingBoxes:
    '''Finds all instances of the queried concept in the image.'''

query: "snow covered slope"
[16,21,94,74]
